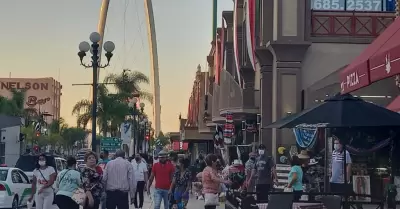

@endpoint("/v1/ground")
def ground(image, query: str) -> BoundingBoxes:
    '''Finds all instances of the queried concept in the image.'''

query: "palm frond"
[72,99,92,115]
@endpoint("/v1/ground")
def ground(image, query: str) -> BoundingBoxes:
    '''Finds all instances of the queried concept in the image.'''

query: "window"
[11,171,23,183]
[17,170,29,184]
[0,170,8,181]
[0,142,4,164]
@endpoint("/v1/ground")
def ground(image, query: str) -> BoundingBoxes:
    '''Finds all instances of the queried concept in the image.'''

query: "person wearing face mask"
[132,153,148,209]
[330,138,352,194]
[147,150,175,209]
[252,144,277,201]
[244,152,257,192]
[28,154,56,209]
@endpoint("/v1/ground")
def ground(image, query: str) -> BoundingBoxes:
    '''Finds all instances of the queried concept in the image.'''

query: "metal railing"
[311,10,395,37]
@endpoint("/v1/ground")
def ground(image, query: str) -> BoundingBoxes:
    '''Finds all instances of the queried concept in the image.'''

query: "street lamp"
[129,98,138,153]
[78,32,115,153]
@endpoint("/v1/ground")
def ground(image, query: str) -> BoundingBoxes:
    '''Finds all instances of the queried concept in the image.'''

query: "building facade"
[199,0,397,160]
[0,115,23,166]
[0,77,62,122]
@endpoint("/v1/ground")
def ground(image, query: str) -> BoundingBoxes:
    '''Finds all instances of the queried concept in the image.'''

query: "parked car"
[15,153,66,181]
[0,167,31,209]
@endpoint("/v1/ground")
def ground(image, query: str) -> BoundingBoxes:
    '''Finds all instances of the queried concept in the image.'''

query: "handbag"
[284,187,293,192]
[72,174,96,206]
[204,193,220,206]
[71,187,87,206]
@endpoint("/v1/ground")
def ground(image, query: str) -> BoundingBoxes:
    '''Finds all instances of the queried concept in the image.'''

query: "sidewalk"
[140,193,225,209]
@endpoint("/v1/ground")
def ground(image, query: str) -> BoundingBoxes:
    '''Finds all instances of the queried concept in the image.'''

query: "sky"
[0,0,233,133]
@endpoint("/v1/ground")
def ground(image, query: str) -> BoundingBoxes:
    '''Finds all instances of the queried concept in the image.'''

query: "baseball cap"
[258,144,266,149]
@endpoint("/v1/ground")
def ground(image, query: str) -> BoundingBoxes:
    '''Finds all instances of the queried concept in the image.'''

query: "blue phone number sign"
[311,0,395,11]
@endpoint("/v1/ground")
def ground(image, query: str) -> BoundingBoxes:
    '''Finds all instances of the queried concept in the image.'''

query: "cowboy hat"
[297,150,310,159]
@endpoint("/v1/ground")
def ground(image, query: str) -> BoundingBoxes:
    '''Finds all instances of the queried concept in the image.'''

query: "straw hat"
[233,159,242,165]
[297,150,310,159]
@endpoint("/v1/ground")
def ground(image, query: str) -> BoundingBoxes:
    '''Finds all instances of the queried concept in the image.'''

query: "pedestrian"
[287,156,304,201]
[81,151,104,209]
[169,158,191,207]
[103,150,136,209]
[147,150,175,209]
[28,153,56,209]
[202,154,231,209]
[54,157,81,209]
[244,152,257,192]
[252,144,277,201]
[132,153,148,209]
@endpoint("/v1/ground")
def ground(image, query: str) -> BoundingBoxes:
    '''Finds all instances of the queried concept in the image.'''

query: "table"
[256,202,325,209]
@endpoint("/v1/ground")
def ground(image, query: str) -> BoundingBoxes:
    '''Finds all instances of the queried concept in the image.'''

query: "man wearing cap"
[252,144,277,201]
[245,152,257,192]
[147,150,175,209]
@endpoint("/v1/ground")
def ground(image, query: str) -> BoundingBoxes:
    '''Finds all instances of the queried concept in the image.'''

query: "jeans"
[154,188,169,209]
[134,181,146,208]
[35,191,54,209]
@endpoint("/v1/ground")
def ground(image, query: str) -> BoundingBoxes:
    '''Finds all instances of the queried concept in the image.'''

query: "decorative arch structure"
[97,0,161,139]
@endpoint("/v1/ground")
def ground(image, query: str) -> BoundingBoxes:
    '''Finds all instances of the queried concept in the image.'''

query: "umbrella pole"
[343,139,349,209]
[324,128,329,192]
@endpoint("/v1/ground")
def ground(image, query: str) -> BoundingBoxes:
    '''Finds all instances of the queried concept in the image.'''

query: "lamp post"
[139,117,148,153]
[78,32,115,153]
[128,98,138,154]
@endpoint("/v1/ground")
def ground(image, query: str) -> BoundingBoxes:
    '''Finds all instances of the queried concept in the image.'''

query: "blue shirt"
[55,169,81,197]
[288,165,303,191]
[330,150,351,183]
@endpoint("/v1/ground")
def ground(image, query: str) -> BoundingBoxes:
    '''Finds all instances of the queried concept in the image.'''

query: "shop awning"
[386,96,400,112]
[340,17,400,94]
[172,141,189,151]
[369,18,400,82]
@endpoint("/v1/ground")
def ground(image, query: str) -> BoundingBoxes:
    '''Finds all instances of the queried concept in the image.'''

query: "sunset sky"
[0,0,233,132]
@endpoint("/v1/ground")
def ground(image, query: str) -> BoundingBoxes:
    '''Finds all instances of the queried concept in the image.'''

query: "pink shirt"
[202,166,220,194]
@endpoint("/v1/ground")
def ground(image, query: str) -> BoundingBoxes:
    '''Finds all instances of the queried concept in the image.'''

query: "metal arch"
[144,0,161,137]
[96,0,161,138]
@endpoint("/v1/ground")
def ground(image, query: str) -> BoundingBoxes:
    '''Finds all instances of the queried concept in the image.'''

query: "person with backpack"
[252,144,277,201]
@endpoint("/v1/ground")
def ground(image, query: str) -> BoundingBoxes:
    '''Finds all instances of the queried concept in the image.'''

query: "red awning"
[369,17,400,81]
[340,18,400,94]
[387,96,400,112]
[182,142,189,151]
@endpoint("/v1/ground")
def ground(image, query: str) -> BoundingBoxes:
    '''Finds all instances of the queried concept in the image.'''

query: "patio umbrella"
[264,93,400,129]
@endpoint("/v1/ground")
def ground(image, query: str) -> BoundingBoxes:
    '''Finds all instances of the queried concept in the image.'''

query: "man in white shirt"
[131,154,148,209]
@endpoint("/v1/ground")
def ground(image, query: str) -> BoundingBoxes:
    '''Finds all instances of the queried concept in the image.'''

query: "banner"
[120,122,132,144]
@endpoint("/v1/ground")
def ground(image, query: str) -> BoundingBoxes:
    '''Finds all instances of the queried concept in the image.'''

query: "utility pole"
[71,69,130,152]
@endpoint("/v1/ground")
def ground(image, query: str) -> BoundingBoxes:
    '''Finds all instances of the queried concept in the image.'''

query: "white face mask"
[334,144,340,151]
[258,150,265,155]
[38,161,46,166]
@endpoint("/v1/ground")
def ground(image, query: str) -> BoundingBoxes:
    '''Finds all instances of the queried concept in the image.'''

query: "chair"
[321,195,342,209]
[267,194,294,209]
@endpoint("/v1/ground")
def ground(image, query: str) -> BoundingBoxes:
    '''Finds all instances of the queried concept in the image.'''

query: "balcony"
[218,70,258,116]
[211,84,224,122]
[310,10,395,42]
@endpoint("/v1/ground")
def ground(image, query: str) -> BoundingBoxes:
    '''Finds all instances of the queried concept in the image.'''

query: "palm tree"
[72,84,130,136]
[104,70,153,103]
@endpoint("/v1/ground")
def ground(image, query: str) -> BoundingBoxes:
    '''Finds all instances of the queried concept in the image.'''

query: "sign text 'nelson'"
[0,82,49,91]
